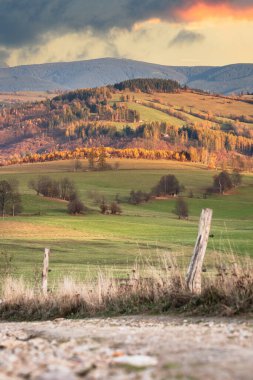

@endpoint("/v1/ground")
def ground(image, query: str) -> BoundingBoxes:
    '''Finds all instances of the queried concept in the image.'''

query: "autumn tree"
[29,176,76,201]
[152,175,183,197]
[97,146,106,170]
[74,159,82,172]
[97,146,111,171]
[59,178,76,201]
[231,169,242,188]
[212,171,233,194]
[0,180,22,217]
[88,148,96,170]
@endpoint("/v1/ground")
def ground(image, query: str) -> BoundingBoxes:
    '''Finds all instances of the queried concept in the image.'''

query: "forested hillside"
[0,79,253,170]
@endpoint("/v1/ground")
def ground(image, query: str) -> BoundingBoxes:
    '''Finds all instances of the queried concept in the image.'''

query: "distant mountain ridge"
[1,58,253,94]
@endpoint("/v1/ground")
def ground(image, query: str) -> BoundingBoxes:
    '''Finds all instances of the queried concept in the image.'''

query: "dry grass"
[0,91,57,103]
[1,254,253,321]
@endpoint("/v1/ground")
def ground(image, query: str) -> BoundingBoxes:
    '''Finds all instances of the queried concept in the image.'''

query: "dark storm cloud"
[0,0,252,47]
[170,30,205,46]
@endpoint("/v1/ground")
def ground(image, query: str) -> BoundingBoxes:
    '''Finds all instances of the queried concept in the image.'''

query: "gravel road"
[0,316,253,380]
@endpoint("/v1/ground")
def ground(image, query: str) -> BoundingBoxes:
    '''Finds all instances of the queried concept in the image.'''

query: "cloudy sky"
[1,0,253,67]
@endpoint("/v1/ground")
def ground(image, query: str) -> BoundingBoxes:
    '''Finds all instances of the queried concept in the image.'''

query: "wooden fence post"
[186,209,213,294]
[42,248,50,296]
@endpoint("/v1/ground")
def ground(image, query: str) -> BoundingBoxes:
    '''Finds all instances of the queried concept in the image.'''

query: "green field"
[0,159,252,282]
[128,102,178,124]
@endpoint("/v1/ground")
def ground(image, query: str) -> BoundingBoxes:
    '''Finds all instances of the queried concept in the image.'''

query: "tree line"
[113,78,182,93]
[3,145,252,172]
[63,120,253,157]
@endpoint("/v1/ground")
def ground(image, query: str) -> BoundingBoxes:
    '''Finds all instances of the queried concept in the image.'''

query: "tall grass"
[1,254,253,321]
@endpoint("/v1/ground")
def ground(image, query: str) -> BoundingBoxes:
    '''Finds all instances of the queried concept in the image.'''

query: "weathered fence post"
[186,209,213,294]
[42,248,50,296]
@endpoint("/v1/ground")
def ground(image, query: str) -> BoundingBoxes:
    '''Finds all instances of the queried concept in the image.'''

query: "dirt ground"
[0,316,253,380]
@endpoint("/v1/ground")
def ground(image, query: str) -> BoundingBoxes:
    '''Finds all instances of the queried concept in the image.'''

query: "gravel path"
[0,316,253,380]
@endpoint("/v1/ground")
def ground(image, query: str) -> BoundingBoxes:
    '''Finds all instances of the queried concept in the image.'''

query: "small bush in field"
[100,200,109,214]
[68,198,85,215]
[128,190,151,205]
[110,202,122,215]
[29,176,76,201]
[173,197,189,219]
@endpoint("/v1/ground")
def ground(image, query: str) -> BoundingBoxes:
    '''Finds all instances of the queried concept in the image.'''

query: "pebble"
[113,355,158,368]
[35,365,77,380]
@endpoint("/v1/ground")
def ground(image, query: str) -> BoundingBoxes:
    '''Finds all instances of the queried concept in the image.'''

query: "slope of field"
[0,159,252,281]
[127,102,183,124]
[113,90,253,129]
[0,91,57,104]
[156,92,253,118]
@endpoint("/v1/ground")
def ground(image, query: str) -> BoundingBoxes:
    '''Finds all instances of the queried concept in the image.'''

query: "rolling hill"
[0,80,252,170]
[1,58,253,94]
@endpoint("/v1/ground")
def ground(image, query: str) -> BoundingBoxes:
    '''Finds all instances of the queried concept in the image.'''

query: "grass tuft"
[1,254,253,321]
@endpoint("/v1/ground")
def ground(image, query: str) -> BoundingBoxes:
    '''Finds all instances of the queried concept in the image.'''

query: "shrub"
[128,190,151,205]
[110,202,122,215]
[67,198,85,215]
[188,190,194,198]
[173,197,189,219]
[59,178,76,200]
[29,176,77,201]
[100,200,109,214]
[231,169,242,187]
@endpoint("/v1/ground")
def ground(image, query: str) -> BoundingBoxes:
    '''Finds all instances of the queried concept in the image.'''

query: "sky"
[1,0,253,67]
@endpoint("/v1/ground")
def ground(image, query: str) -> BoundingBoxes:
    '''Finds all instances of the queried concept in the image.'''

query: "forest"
[113,78,182,93]
[0,79,253,171]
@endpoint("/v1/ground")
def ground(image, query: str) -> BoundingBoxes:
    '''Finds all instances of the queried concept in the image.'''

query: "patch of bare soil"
[0,316,253,380]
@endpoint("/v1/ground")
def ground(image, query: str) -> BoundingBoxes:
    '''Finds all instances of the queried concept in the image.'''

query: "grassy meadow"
[0,159,252,284]
[115,91,253,130]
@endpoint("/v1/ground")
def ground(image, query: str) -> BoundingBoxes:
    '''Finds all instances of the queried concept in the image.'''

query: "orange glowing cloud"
[177,2,253,22]
[133,18,161,31]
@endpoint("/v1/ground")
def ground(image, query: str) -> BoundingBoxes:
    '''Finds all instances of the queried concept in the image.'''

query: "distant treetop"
[113,78,182,93]
[53,87,112,102]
